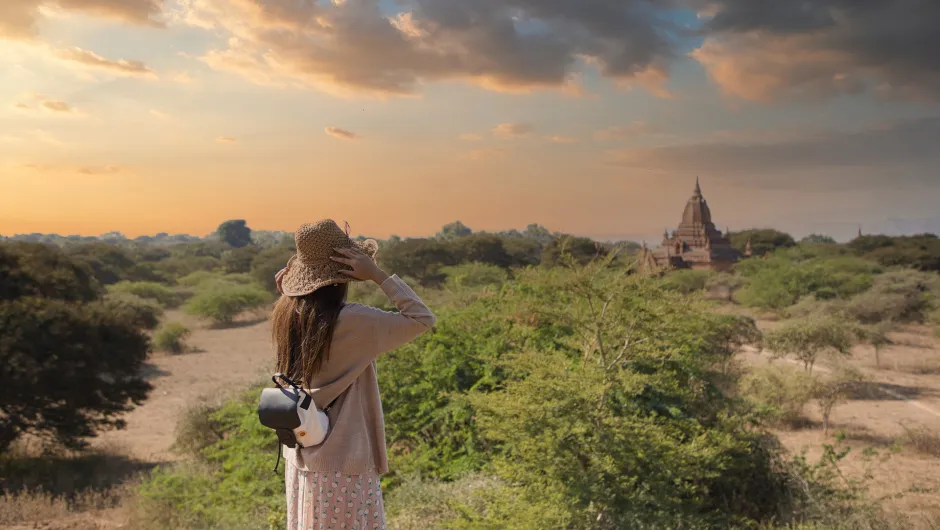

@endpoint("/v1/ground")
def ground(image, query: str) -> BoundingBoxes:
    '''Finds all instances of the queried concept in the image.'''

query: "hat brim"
[279,238,379,297]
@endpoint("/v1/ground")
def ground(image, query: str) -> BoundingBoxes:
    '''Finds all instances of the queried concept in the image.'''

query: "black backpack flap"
[258,387,302,430]
[275,428,299,448]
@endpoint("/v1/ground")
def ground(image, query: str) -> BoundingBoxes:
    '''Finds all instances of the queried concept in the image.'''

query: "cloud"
[54,47,156,78]
[149,109,170,120]
[216,136,237,143]
[177,0,677,97]
[459,133,483,142]
[324,127,361,140]
[493,122,534,138]
[605,117,940,187]
[594,121,664,141]
[547,135,579,144]
[77,165,120,175]
[691,0,940,102]
[14,93,84,116]
[40,100,73,113]
[0,0,164,41]
[0,129,67,146]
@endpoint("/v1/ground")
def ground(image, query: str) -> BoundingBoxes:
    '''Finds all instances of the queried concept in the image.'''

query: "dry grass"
[900,424,940,458]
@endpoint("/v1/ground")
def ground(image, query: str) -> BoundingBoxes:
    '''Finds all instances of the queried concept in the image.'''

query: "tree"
[436,221,472,240]
[222,245,261,274]
[801,234,837,245]
[250,245,296,294]
[540,236,606,267]
[763,317,856,374]
[216,219,253,248]
[730,229,796,257]
[0,242,151,451]
[378,238,459,285]
[813,366,865,436]
[454,233,511,268]
[857,322,895,369]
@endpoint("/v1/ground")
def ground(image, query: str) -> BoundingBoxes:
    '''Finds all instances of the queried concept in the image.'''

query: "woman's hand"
[331,247,389,284]
[274,266,288,294]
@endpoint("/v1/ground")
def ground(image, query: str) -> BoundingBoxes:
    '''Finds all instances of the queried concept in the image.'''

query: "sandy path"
[92,311,275,463]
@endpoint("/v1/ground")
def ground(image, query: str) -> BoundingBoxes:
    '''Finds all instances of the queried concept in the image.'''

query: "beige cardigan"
[283,275,436,475]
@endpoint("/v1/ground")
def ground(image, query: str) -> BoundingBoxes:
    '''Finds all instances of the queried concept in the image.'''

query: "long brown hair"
[271,283,348,387]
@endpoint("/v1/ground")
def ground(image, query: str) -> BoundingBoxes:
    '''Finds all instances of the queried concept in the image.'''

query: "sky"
[1,0,939,243]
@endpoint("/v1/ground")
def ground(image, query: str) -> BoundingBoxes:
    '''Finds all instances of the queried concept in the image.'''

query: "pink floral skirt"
[285,462,387,530]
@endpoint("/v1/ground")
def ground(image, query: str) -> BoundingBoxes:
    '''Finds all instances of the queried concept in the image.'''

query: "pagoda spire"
[694,176,702,196]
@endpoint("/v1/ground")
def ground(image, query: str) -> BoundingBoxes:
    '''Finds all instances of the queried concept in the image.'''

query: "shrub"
[153,322,192,354]
[183,283,270,325]
[441,262,508,291]
[899,423,940,457]
[108,281,181,308]
[662,268,715,294]
[736,256,877,311]
[845,269,938,324]
[739,365,815,427]
[250,246,295,294]
[100,291,164,330]
[0,243,150,452]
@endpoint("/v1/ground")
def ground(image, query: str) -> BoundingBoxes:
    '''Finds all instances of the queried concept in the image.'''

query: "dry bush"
[386,474,502,530]
[900,423,940,458]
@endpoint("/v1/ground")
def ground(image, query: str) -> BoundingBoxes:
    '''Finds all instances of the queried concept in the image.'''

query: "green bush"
[153,322,192,354]
[250,246,295,294]
[108,281,182,308]
[740,364,816,427]
[736,256,878,311]
[662,268,715,294]
[101,291,164,330]
[440,262,508,291]
[183,283,270,325]
[844,269,938,324]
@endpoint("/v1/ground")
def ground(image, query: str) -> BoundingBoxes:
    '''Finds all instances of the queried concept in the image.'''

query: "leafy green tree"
[500,236,542,267]
[378,238,459,285]
[661,269,715,294]
[730,229,796,257]
[221,245,261,274]
[101,291,164,330]
[66,242,161,285]
[454,233,511,268]
[250,245,296,294]
[540,236,606,267]
[436,221,473,240]
[801,234,837,245]
[850,234,940,272]
[0,242,151,451]
[216,220,253,248]
[764,317,856,374]
[813,366,865,436]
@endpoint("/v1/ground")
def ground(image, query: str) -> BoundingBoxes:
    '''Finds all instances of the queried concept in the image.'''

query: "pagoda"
[646,178,741,272]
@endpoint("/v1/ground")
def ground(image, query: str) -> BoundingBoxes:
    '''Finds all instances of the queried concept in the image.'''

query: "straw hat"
[279,219,379,297]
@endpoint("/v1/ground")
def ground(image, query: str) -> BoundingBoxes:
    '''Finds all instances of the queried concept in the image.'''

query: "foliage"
[216,219,253,249]
[151,256,220,281]
[812,365,865,436]
[100,291,164,330]
[736,255,878,310]
[849,234,940,272]
[764,317,857,374]
[108,281,182,308]
[730,229,796,257]
[801,234,838,245]
[436,221,473,240]
[855,322,895,369]
[379,238,460,286]
[183,282,271,325]
[452,233,512,268]
[739,364,815,427]
[661,268,716,294]
[135,387,283,530]
[66,242,162,286]
[705,272,744,301]
[0,242,150,452]
[250,246,296,294]
[222,245,261,274]
[540,235,606,267]
[440,262,508,292]
[154,322,192,354]
[844,269,938,324]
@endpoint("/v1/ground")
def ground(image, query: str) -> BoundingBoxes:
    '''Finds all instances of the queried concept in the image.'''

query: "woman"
[271,219,436,530]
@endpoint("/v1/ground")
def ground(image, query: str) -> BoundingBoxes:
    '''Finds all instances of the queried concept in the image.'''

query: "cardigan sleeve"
[363,275,437,357]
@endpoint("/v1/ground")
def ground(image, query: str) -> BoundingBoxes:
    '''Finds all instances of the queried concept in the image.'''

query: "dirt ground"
[4,314,940,529]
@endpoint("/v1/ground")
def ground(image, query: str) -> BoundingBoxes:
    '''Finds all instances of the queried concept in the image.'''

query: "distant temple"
[642,178,742,272]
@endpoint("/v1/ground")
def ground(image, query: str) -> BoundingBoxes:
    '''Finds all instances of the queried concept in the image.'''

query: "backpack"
[258,373,330,472]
